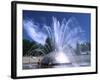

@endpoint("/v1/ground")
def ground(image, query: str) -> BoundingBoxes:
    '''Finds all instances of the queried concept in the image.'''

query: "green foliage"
[80,42,91,52]
[45,38,54,53]
[23,39,34,56]
[23,38,54,57]
[75,42,91,55]
[75,43,81,55]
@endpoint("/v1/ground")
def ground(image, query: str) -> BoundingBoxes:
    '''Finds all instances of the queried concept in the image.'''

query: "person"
[37,59,41,68]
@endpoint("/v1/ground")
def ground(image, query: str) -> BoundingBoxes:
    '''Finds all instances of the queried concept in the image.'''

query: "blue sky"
[23,10,91,44]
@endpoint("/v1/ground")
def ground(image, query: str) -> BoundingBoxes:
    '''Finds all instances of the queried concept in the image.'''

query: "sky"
[23,10,91,45]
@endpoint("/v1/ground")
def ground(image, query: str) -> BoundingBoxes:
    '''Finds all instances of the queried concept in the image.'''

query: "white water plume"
[24,17,85,66]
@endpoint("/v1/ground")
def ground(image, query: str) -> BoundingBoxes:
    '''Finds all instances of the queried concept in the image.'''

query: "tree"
[80,42,91,52]
[23,39,34,56]
[75,43,81,55]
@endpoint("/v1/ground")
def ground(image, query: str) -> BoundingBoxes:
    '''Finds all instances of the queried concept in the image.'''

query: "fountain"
[23,16,85,68]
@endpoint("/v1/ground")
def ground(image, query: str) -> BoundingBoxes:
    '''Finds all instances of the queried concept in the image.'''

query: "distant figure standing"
[37,59,41,68]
